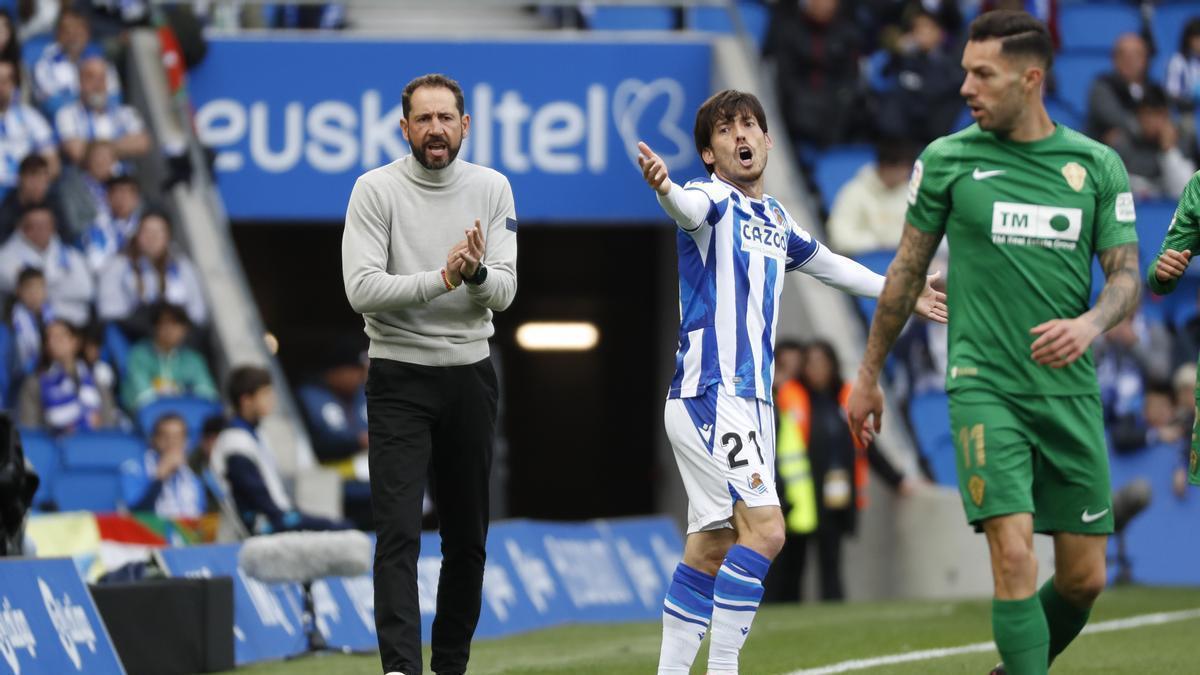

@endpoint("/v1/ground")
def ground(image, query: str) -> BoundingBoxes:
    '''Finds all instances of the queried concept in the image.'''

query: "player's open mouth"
[737,146,753,167]
[427,141,449,158]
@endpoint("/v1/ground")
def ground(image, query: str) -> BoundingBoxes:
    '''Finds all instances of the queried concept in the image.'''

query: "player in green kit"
[846,11,1141,675]
[1147,171,1200,488]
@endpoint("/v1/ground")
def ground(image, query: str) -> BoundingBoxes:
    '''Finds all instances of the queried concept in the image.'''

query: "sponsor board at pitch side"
[190,38,712,222]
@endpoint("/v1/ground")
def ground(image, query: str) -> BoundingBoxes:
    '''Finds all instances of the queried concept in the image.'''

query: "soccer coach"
[341,73,517,675]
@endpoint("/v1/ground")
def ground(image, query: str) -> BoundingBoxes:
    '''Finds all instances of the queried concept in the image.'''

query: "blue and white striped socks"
[708,545,770,674]
[657,563,716,674]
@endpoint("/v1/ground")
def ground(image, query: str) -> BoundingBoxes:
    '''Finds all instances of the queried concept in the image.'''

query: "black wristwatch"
[465,264,488,286]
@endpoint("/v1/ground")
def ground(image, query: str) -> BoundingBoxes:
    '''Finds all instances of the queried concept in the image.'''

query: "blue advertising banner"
[190,37,713,222]
[0,557,125,675]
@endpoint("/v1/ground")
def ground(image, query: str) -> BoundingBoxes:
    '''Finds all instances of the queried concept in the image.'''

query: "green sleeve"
[1148,172,1200,295]
[122,343,155,411]
[182,350,218,400]
[1093,146,1139,251]
[904,137,958,235]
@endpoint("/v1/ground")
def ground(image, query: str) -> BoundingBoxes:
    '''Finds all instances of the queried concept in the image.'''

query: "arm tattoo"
[860,224,943,381]
[1089,242,1140,333]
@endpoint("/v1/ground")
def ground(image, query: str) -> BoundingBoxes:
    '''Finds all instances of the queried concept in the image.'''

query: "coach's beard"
[412,136,461,171]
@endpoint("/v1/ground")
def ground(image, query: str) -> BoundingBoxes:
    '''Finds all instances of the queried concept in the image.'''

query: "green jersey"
[907,123,1138,395]
[1146,170,1200,296]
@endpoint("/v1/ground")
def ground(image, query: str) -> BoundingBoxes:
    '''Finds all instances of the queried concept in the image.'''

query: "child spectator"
[16,317,118,434]
[121,301,217,411]
[9,266,51,376]
[97,211,207,330]
[0,204,93,325]
[212,365,350,533]
[120,413,205,517]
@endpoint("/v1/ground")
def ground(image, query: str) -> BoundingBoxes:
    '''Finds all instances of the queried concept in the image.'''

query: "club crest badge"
[968,475,986,507]
[1061,162,1087,192]
[748,473,767,495]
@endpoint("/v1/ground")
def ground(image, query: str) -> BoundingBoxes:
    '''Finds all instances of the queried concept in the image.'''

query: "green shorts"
[947,388,1113,534]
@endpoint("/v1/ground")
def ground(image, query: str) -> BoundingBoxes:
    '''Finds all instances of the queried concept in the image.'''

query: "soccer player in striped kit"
[638,90,947,674]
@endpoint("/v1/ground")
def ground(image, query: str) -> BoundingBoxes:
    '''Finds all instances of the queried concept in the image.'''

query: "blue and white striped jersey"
[667,175,819,404]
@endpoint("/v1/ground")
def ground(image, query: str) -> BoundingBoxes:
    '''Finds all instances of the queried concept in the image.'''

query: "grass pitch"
[225,585,1200,674]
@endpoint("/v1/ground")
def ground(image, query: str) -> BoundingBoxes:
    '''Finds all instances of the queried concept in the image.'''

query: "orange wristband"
[440,268,458,291]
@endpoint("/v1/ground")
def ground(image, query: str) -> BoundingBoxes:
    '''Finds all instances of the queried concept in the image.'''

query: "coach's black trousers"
[367,357,497,675]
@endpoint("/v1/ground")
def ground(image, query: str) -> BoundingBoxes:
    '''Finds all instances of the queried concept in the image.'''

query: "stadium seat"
[907,392,955,487]
[1059,4,1142,52]
[812,145,874,210]
[686,2,770,51]
[1044,97,1083,130]
[953,105,973,132]
[587,6,675,31]
[59,430,144,472]
[52,470,122,512]
[137,396,223,447]
[1053,53,1111,119]
[1150,4,1199,81]
[851,250,896,320]
[20,34,51,68]
[1136,200,1176,271]
[19,429,59,508]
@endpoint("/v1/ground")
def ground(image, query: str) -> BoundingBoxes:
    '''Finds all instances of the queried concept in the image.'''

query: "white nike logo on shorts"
[1081,508,1109,523]
[973,168,1006,180]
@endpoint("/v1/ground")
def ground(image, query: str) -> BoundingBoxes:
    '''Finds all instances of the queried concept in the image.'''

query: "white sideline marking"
[785,607,1200,675]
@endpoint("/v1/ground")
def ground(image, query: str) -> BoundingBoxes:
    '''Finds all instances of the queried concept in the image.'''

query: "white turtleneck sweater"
[341,155,518,367]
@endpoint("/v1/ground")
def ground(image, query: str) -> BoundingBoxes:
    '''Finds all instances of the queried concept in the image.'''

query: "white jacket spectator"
[96,212,207,326]
[826,142,916,256]
[0,59,59,194]
[0,206,93,325]
[31,10,121,117]
[55,56,149,165]
[16,0,60,42]
[1165,19,1200,110]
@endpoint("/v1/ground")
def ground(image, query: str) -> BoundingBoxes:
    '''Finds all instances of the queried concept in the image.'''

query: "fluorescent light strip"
[516,322,599,351]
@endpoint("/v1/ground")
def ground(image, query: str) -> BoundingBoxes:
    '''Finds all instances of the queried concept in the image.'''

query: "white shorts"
[664,387,778,535]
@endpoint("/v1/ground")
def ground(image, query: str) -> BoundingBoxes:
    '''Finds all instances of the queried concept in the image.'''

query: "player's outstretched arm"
[1030,243,1140,369]
[637,141,709,230]
[847,224,943,445]
[797,246,947,323]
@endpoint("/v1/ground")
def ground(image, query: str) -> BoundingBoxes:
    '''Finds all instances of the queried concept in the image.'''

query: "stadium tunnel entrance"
[232,222,678,524]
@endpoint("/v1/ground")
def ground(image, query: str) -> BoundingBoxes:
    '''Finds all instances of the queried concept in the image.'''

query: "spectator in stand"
[81,175,141,273]
[1110,87,1197,200]
[826,140,915,255]
[1095,313,1174,427]
[55,55,150,166]
[266,3,345,30]
[0,205,93,325]
[58,140,116,238]
[0,57,58,198]
[765,0,869,148]
[97,211,206,332]
[8,266,51,377]
[297,340,368,474]
[1172,364,1196,498]
[0,11,19,63]
[121,301,217,411]
[119,413,205,518]
[0,154,68,244]
[16,317,118,434]
[212,365,350,533]
[1088,33,1157,145]
[1112,380,1185,454]
[1166,18,1200,114]
[31,9,121,117]
[14,0,58,43]
[876,10,964,145]
[81,321,115,392]
[855,0,964,53]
